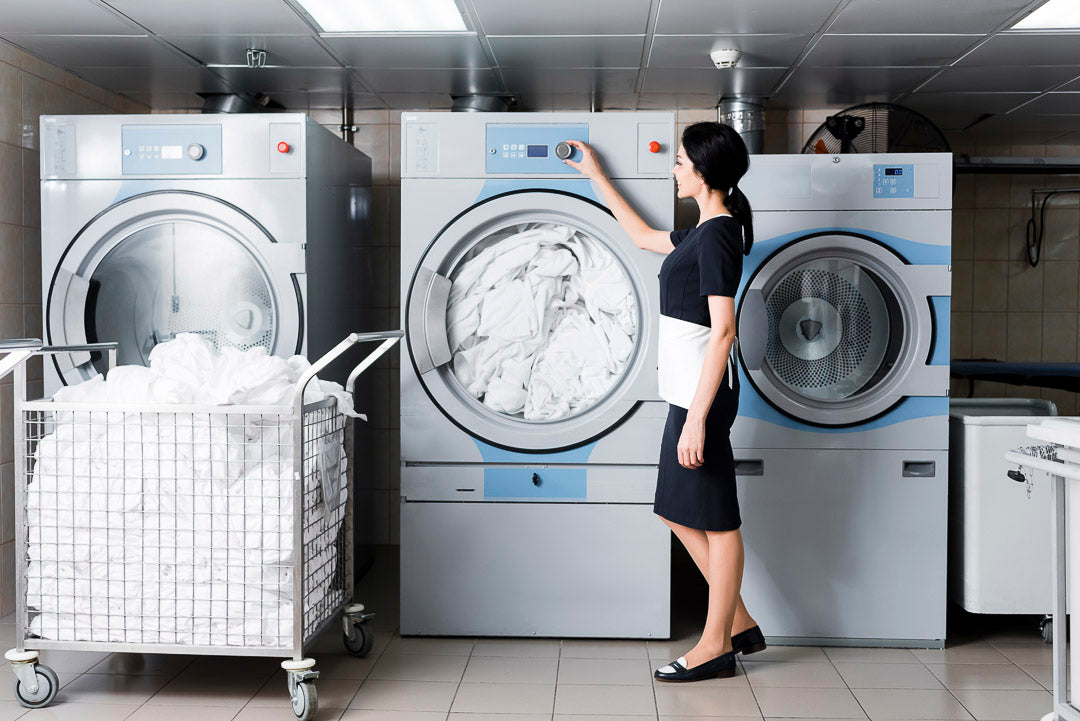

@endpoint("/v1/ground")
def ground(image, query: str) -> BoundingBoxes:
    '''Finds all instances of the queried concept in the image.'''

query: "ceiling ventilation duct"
[199,92,278,114]
[451,95,513,112]
[718,96,766,155]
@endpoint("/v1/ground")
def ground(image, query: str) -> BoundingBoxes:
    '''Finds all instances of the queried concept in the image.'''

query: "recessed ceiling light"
[297,0,467,32]
[1012,0,1080,29]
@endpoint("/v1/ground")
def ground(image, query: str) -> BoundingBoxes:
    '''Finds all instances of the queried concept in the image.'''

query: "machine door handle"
[734,459,764,476]
[738,289,767,371]
[902,461,936,477]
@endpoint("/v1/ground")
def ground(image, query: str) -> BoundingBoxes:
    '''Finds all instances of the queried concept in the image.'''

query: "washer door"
[47,191,304,385]
[738,233,939,426]
[406,191,652,452]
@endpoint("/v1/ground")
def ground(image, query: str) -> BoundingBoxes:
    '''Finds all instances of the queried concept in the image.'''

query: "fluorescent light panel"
[299,0,467,31]
[1012,0,1080,29]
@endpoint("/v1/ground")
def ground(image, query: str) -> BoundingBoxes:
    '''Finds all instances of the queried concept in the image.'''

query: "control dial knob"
[554,141,573,160]
[187,143,206,161]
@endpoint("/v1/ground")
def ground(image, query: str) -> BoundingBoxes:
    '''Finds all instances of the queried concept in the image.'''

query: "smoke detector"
[710,48,742,69]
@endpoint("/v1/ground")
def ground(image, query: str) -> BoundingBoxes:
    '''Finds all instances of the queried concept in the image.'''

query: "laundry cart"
[3,331,402,720]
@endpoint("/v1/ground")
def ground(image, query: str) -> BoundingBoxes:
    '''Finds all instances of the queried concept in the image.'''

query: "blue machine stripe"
[475,179,600,205]
[929,296,950,366]
[483,467,587,499]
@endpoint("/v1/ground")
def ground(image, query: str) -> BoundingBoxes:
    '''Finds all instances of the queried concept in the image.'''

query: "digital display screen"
[161,145,183,160]
[527,144,548,158]
[885,167,902,176]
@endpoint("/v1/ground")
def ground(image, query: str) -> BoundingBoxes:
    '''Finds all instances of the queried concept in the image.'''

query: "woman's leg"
[678,528,745,668]
[660,517,757,637]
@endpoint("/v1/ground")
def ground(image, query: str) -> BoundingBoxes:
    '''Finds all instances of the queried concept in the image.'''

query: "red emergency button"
[648,141,661,153]
[277,141,290,154]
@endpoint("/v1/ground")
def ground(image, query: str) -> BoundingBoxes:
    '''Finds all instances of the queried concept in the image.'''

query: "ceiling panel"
[903,92,1037,129]
[0,0,141,34]
[655,0,841,34]
[471,0,652,34]
[500,68,639,94]
[489,35,644,68]
[958,33,1080,67]
[803,34,980,67]
[162,34,340,67]
[830,0,1031,34]
[771,66,936,107]
[640,67,785,94]
[264,90,384,109]
[1013,93,1080,114]
[103,0,313,34]
[74,65,235,92]
[356,67,503,94]
[918,66,1080,93]
[648,34,808,69]
[211,66,356,93]
[323,34,490,68]
[3,34,198,68]
[1061,75,1080,91]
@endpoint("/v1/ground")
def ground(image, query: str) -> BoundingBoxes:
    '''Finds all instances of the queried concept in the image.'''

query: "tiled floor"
[0,549,1061,720]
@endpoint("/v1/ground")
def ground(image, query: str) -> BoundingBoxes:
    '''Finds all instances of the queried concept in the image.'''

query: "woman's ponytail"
[724,185,754,256]
[682,122,754,256]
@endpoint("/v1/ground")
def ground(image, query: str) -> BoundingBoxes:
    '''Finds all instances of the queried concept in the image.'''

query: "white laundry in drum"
[446,223,637,420]
[23,334,357,647]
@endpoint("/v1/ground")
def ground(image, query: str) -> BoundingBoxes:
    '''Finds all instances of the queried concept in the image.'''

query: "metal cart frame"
[2,332,401,719]
[1006,421,1080,721]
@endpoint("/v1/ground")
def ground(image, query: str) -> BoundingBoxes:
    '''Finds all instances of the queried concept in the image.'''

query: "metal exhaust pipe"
[718,97,766,154]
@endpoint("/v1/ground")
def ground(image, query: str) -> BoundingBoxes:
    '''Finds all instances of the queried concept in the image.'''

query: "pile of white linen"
[446,223,637,420]
[25,334,357,647]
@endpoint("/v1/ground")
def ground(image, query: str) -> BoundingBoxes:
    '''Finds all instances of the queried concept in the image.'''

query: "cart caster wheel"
[291,679,318,721]
[344,623,374,658]
[1041,617,1053,644]
[14,664,58,709]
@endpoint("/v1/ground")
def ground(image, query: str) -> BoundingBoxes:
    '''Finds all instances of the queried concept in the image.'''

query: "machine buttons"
[554,141,572,160]
[648,141,661,153]
[186,143,205,161]
[277,141,291,154]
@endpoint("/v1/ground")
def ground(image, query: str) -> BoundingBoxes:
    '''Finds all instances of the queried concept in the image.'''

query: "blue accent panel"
[738,392,949,433]
[121,124,222,175]
[486,124,588,174]
[929,296,950,366]
[483,467,587,500]
[472,437,597,464]
[873,164,915,199]
[475,179,600,205]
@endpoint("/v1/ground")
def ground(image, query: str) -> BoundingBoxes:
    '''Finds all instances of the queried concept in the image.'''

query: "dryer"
[399,112,674,638]
[734,153,953,647]
[38,113,381,573]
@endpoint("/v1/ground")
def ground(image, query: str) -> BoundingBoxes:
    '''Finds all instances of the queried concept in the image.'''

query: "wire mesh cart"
[1004,418,1080,721]
[2,332,401,720]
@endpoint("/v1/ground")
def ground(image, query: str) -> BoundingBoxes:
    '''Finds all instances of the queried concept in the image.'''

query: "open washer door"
[406,191,655,452]
[46,191,305,385]
[738,233,949,427]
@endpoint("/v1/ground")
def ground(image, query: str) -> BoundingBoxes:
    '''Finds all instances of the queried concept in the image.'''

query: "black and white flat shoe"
[732,626,767,656]
[654,652,737,682]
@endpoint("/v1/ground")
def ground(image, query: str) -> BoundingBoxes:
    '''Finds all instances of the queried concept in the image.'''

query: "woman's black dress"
[653,215,744,532]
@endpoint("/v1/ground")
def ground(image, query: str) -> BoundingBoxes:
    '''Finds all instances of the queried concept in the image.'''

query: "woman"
[565,122,765,682]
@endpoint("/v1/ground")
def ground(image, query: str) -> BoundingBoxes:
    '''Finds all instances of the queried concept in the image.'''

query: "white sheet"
[445,223,638,420]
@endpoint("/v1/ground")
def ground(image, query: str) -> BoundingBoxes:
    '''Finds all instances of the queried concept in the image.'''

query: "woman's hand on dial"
[562,140,605,180]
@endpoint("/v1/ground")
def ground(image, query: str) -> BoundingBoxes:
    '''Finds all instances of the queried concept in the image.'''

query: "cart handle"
[292,331,404,415]
[36,342,120,372]
[0,339,42,381]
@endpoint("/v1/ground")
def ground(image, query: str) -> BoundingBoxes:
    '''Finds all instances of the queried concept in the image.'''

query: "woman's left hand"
[677,418,705,469]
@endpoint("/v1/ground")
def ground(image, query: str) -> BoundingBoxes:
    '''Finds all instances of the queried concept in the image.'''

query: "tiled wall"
[0,39,147,614]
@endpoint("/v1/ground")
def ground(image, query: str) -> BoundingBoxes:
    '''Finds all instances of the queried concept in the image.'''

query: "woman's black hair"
[681,121,754,255]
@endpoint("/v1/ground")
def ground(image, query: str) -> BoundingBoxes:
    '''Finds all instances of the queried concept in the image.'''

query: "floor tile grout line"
[912,647,980,720]
[821,647,871,721]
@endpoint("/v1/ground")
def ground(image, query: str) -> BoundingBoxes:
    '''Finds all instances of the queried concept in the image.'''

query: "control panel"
[485,124,588,174]
[121,124,222,175]
[873,163,914,199]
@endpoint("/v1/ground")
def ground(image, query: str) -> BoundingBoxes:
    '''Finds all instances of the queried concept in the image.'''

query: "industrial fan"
[802,102,951,154]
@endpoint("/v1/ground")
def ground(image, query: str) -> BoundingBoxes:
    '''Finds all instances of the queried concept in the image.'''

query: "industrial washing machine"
[37,113,382,572]
[734,153,953,647]
[399,112,674,638]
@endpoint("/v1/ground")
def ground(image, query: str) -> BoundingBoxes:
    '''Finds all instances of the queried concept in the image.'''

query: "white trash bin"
[949,398,1064,635]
